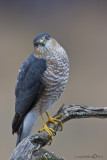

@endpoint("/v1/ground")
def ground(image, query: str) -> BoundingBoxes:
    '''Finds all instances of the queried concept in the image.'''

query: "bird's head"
[33,33,59,58]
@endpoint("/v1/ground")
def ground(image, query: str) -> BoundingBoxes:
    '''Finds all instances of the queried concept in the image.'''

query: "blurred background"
[0,0,107,159]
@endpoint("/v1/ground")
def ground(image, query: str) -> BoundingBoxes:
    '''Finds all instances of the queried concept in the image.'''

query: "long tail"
[16,123,23,146]
[16,110,39,146]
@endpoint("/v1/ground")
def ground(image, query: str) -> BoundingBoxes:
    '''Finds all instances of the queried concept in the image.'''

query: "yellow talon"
[39,111,63,144]
[39,123,55,144]
[40,111,55,144]
[45,111,63,131]
[40,123,55,134]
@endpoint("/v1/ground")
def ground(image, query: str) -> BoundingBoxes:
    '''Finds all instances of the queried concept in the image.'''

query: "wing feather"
[12,53,47,134]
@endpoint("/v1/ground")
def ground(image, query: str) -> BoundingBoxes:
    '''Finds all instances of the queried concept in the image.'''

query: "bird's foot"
[39,122,55,144]
[39,111,63,144]
[45,111,63,131]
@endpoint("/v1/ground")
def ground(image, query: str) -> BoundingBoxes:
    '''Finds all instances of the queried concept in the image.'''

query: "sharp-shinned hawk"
[12,33,69,146]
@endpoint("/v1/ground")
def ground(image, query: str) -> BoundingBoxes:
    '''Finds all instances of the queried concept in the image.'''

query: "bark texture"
[10,104,107,160]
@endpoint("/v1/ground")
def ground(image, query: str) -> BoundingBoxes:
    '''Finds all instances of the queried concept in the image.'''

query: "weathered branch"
[10,104,107,160]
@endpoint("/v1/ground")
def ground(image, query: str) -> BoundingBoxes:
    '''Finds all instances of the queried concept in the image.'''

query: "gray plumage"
[12,53,47,144]
[12,33,69,146]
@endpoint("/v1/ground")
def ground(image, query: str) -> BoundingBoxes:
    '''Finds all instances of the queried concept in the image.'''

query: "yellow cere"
[40,39,43,43]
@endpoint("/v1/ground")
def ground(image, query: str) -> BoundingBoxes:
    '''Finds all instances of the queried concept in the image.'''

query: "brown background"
[0,0,107,159]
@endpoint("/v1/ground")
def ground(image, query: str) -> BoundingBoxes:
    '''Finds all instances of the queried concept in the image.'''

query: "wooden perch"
[10,104,107,160]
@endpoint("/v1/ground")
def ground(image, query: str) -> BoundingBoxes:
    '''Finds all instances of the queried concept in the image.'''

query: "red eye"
[34,42,38,47]
[45,36,50,40]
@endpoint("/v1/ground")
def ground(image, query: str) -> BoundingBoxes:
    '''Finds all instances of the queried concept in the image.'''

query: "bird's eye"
[45,36,50,40]
[34,42,38,47]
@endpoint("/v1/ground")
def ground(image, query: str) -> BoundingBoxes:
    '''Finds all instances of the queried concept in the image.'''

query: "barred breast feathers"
[33,37,69,112]
[43,39,69,94]
[34,37,69,84]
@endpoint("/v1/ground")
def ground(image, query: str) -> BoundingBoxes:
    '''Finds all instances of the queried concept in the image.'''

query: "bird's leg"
[39,111,55,144]
[45,111,63,131]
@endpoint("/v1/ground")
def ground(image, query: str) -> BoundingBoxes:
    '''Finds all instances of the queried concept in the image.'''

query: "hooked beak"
[39,39,45,46]
[40,39,43,43]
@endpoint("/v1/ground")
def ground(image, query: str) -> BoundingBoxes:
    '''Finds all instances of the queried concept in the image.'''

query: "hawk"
[12,33,69,146]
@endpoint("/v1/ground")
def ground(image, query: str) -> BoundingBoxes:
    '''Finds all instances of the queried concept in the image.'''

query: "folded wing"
[12,54,47,134]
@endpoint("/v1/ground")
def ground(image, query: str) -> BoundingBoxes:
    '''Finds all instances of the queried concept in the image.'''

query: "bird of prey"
[12,33,69,146]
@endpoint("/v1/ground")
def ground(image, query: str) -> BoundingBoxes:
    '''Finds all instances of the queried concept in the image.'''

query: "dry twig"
[10,104,107,160]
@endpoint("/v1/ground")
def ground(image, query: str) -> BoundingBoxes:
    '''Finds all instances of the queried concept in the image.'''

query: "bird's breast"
[34,51,69,112]
[41,57,69,105]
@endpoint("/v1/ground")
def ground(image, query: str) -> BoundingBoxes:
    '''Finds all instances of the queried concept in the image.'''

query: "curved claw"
[39,111,63,144]
[39,123,55,144]
[45,112,63,131]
